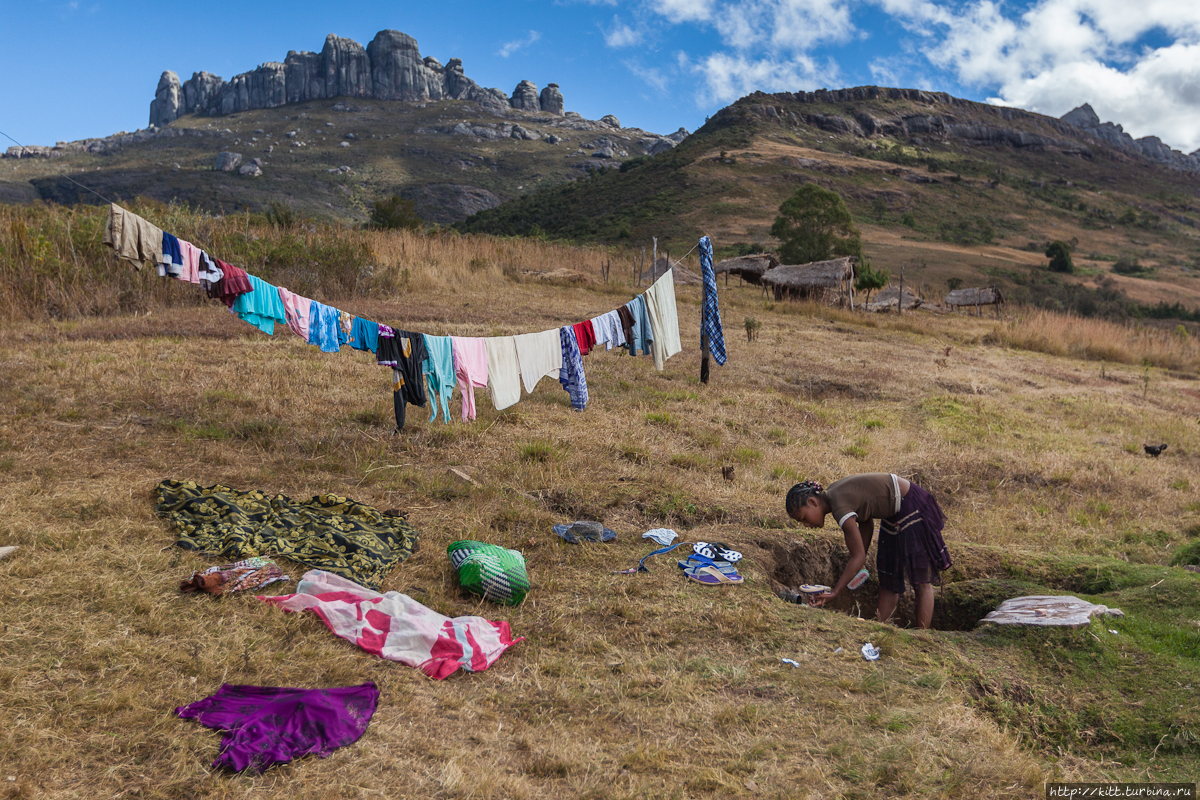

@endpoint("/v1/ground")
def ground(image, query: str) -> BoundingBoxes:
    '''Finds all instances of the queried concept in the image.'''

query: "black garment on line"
[384,329,428,432]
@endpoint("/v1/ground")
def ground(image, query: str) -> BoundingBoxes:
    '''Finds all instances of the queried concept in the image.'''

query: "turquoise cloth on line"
[422,335,455,424]
[232,275,287,335]
[349,317,378,353]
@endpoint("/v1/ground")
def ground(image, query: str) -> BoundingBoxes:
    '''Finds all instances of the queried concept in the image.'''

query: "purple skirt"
[876,484,952,594]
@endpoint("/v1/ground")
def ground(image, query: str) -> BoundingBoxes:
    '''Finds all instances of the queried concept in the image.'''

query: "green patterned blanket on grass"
[155,479,419,591]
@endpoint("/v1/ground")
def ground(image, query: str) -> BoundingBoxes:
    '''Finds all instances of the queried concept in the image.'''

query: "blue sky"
[5,0,1200,153]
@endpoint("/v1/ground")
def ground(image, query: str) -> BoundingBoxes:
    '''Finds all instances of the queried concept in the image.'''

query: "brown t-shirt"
[825,473,901,529]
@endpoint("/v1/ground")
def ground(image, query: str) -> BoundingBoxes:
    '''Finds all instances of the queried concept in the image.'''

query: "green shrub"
[1046,240,1074,274]
[368,195,423,231]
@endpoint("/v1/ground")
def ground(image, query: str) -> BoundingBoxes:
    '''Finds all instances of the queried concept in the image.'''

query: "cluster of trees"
[770,184,891,303]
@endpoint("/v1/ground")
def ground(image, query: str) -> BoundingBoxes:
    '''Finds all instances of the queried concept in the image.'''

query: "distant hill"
[1,99,684,224]
[0,28,684,225]
[456,86,1200,319]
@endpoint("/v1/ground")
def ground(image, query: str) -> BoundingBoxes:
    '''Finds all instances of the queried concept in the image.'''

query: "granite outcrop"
[150,29,566,126]
[1059,103,1200,173]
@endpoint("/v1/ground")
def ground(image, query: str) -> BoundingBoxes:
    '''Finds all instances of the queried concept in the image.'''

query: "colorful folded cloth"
[180,556,288,596]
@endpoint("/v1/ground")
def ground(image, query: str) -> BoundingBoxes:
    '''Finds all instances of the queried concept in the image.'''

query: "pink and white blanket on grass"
[259,570,523,679]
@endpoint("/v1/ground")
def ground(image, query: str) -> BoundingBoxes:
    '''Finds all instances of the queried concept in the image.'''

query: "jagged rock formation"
[510,80,540,112]
[150,29,565,126]
[1059,103,1200,172]
[539,84,563,115]
[726,86,1200,174]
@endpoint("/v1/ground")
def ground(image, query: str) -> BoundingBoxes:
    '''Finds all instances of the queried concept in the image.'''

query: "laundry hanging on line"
[101,204,718,432]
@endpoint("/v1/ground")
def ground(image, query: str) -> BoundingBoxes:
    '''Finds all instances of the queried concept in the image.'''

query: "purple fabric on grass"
[177,682,378,773]
[876,483,952,594]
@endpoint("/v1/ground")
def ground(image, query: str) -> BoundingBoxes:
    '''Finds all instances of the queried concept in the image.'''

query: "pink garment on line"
[451,336,489,422]
[259,570,523,680]
[277,287,313,341]
[178,239,202,285]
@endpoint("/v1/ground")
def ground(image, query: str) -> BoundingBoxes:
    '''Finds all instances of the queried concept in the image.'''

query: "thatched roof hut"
[761,257,857,304]
[865,286,922,312]
[945,286,1004,316]
[712,253,780,285]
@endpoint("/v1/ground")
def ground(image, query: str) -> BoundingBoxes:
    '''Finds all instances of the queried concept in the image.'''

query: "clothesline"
[101,203,714,432]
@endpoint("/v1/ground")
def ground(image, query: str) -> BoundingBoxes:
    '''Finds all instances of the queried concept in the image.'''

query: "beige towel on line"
[645,269,682,371]
[484,337,522,411]
[513,329,563,394]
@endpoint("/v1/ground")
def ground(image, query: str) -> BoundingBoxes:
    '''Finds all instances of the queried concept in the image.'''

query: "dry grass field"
[2,218,1200,799]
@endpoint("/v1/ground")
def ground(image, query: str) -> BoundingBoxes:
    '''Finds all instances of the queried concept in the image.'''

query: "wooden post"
[898,263,904,315]
[848,262,855,311]
[701,330,711,385]
[651,237,657,284]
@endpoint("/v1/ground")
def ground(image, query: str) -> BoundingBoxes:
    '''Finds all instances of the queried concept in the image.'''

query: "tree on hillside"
[369,195,423,231]
[770,184,862,265]
[1045,240,1074,274]
[854,259,889,305]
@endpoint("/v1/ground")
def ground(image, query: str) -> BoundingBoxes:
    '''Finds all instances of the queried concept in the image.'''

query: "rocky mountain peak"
[149,29,567,125]
[1060,102,1200,171]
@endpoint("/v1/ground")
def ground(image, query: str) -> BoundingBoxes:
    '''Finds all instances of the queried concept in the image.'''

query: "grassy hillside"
[458,89,1200,319]
[2,211,1200,797]
[1,98,661,225]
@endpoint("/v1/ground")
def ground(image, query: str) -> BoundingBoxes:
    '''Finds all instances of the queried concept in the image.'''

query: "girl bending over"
[786,474,952,629]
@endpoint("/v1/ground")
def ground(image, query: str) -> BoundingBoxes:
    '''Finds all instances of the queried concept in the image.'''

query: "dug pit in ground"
[756,536,1050,630]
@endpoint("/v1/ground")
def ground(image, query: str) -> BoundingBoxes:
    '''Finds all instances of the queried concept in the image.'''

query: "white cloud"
[625,60,672,92]
[993,42,1200,152]
[605,16,645,47]
[497,30,542,58]
[644,0,856,105]
[879,0,1200,151]
[651,0,715,23]
[634,0,1200,152]
[688,51,840,104]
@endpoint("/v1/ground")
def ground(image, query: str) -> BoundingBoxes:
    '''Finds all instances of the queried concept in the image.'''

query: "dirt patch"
[759,537,1058,630]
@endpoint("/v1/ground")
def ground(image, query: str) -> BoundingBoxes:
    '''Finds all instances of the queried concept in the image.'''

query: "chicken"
[1143,443,1168,457]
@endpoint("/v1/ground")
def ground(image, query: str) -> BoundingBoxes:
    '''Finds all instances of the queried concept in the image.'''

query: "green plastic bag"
[446,540,530,606]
